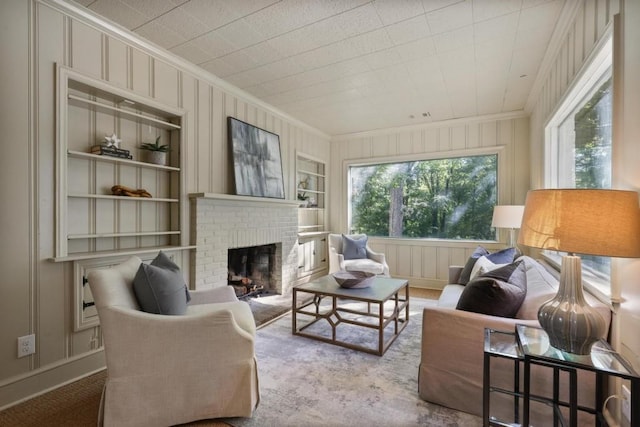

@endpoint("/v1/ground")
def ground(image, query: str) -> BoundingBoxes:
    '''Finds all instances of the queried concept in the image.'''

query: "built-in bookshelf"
[296,153,328,278]
[53,65,194,262]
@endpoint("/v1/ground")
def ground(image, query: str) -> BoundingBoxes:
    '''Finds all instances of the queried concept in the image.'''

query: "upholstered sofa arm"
[189,285,239,305]
[420,306,540,417]
[100,303,255,378]
[366,247,386,265]
[448,265,464,284]
[329,247,345,274]
[366,247,390,276]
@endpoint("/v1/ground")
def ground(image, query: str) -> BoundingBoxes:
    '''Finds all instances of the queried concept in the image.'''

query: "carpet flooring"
[0,289,471,427]
[225,297,482,427]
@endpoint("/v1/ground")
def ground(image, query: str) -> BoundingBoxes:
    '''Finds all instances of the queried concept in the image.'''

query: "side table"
[516,324,640,427]
[483,328,523,427]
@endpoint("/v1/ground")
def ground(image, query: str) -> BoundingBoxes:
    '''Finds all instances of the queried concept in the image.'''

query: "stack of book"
[91,145,132,160]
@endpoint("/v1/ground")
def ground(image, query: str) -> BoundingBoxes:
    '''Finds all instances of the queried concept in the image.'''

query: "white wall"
[0,0,330,408]
[527,0,640,377]
[329,113,530,288]
[614,0,640,373]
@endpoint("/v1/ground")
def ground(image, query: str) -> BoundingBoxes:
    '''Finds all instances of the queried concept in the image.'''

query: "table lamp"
[491,205,525,247]
[517,189,640,354]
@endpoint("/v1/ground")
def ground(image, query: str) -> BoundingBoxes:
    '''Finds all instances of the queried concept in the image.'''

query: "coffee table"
[292,275,409,356]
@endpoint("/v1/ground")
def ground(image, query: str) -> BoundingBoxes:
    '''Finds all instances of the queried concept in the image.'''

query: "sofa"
[419,255,611,425]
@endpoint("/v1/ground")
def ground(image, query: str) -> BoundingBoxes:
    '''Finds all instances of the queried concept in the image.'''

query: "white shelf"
[68,231,181,239]
[68,150,180,171]
[68,193,179,203]
[297,188,325,195]
[298,169,324,177]
[50,245,197,263]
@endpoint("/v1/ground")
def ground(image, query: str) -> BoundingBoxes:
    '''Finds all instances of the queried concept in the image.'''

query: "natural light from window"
[348,154,498,240]
[545,34,612,296]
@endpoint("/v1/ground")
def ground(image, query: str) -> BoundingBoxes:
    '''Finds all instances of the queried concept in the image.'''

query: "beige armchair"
[328,233,390,276]
[88,255,259,427]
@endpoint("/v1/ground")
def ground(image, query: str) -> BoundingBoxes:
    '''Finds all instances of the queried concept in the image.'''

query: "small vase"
[537,255,606,354]
[147,151,167,166]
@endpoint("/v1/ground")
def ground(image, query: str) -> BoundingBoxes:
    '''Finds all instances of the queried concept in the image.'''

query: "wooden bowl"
[332,271,376,289]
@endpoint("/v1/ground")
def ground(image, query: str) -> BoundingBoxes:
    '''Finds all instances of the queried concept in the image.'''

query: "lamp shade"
[491,205,525,229]
[518,189,640,258]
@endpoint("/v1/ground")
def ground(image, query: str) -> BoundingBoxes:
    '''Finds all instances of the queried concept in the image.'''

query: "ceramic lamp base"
[537,255,606,355]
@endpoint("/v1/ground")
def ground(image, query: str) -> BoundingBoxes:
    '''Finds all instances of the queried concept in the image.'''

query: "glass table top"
[484,328,522,359]
[516,324,640,379]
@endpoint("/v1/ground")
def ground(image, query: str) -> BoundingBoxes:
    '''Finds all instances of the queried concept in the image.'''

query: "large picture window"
[349,154,497,240]
[545,34,612,295]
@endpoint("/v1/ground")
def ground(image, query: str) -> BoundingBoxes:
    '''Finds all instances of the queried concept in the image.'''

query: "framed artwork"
[228,117,285,199]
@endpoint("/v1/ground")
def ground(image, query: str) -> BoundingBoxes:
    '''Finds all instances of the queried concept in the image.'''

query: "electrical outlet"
[17,334,35,358]
[622,384,631,422]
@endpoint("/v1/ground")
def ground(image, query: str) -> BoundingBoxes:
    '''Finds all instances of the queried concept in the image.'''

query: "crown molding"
[331,110,528,142]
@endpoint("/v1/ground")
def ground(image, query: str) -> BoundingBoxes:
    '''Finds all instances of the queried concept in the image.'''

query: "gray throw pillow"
[342,234,368,260]
[458,246,517,285]
[455,261,527,318]
[133,251,191,315]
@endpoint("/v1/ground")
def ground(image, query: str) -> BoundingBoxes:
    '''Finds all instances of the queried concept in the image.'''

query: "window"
[545,35,612,295]
[349,154,497,240]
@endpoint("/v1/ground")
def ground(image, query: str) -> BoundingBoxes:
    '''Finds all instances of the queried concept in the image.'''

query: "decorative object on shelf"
[518,189,640,354]
[297,191,309,207]
[228,117,285,199]
[332,270,375,289]
[90,144,132,159]
[491,205,525,247]
[298,176,309,190]
[140,136,170,165]
[111,185,152,198]
[103,133,122,148]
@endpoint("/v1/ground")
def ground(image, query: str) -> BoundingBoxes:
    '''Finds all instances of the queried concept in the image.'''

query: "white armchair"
[88,255,259,427]
[328,233,390,276]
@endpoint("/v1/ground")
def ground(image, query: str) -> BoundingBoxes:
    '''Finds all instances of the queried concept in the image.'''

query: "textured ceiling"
[75,0,565,135]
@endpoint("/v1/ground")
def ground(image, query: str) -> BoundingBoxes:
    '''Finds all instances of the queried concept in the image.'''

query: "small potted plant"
[140,136,170,165]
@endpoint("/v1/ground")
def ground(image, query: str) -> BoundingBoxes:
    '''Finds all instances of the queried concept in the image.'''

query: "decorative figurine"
[104,133,122,148]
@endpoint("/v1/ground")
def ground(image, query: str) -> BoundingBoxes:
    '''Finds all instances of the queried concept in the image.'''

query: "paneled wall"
[526,0,640,378]
[329,114,530,288]
[527,0,619,189]
[0,0,330,408]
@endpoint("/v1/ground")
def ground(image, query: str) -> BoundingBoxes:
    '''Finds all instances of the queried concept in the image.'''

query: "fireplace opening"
[228,244,278,298]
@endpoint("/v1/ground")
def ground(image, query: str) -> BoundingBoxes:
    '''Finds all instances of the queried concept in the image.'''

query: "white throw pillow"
[469,255,507,281]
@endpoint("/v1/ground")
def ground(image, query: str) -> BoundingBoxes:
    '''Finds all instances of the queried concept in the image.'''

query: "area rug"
[225,298,482,427]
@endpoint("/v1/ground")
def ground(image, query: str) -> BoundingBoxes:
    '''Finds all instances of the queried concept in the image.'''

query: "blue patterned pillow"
[342,234,368,260]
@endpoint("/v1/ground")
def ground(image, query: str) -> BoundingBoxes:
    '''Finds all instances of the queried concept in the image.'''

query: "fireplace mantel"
[190,192,300,208]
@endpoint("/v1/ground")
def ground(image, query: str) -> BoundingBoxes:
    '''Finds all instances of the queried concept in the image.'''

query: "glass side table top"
[484,328,522,359]
[516,324,640,379]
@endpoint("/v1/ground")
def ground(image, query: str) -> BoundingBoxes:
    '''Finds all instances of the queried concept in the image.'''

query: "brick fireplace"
[190,193,299,294]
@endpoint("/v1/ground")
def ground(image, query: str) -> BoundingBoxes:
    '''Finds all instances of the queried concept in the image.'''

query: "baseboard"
[0,349,105,410]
